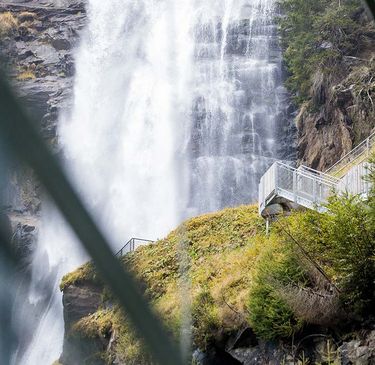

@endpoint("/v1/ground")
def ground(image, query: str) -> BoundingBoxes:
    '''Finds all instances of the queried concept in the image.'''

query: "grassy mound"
[61,184,375,364]
[61,205,268,363]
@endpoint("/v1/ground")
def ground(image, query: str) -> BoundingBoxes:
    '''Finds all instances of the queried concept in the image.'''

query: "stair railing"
[325,130,375,178]
[116,237,154,257]
[259,161,339,215]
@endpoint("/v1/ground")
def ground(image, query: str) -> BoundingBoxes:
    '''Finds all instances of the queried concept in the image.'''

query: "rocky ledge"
[61,262,375,365]
[1,0,86,147]
[0,0,87,256]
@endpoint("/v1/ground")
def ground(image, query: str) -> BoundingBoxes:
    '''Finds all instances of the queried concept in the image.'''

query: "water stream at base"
[12,0,293,363]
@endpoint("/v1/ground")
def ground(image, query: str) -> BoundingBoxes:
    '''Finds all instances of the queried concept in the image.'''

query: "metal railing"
[337,161,372,197]
[297,165,339,185]
[325,130,375,178]
[116,238,154,257]
[259,161,338,215]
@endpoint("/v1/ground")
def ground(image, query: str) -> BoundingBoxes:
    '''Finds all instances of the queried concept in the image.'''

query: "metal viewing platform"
[259,130,375,217]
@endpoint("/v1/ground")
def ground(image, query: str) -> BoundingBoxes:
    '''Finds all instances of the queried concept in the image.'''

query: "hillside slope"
[59,194,375,364]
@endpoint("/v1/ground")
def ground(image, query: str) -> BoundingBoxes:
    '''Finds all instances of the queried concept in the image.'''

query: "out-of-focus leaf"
[0,72,184,365]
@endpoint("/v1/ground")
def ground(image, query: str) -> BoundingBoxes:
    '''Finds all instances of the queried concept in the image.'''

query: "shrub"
[282,191,375,318]
[0,12,18,37]
[17,70,36,81]
[191,288,220,349]
[278,0,370,104]
[247,236,306,340]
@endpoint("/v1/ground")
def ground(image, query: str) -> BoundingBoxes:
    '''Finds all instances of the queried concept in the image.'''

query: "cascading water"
[12,0,293,363]
[189,0,291,214]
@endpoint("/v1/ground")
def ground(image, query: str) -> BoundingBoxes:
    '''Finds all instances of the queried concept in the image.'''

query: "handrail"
[259,131,375,217]
[325,130,375,177]
[116,237,154,257]
[297,165,340,184]
[259,161,339,216]
[276,161,338,186]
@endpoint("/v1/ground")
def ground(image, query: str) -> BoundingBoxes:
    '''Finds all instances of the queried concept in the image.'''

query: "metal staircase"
[259,131,374,217]
[259,161,338,216]
[325,130,375,178]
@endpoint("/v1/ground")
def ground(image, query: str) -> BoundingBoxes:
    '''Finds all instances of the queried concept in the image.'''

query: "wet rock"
[63,284,102,327]
[12,223,37,264]
[61,283,106,365]
[51,37,71,51]
[1,0,87,135]
[338,331,375,365]
[0,1,86,218]
[229,340,288,365]
[228,328,259,350]
[193,347,243,365]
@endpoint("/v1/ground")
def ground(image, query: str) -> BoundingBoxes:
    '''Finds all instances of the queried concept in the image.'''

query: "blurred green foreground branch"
[0,72,184,365]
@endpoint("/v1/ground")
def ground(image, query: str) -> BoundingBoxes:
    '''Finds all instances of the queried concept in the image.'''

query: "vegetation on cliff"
[0,12,18,37]
[279,0,374,105]
[278,0,375,169]
[61,205,265,363]
[60,163,375,364]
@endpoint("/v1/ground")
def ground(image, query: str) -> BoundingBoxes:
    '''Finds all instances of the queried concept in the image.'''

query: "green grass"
[61,205,267,362]
[60,261,98,290]
[61,185,375,363]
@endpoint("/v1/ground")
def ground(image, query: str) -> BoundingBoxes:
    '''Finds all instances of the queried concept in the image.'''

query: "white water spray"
[13,0,290,362]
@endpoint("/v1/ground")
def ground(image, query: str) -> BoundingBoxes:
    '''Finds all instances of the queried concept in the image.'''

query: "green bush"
[191,288,220,349]
[282,191,375,318]
[247,237,306,340]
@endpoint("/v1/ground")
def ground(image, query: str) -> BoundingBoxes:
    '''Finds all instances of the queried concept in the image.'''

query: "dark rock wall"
[0,0,86,253]
[296,46,375,171]
[60,283,106,365]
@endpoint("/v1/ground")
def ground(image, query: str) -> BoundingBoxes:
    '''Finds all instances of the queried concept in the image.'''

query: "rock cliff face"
[293,9,375,171]
[0,0,86,257]
[61,283,106,365]
[297,57,375,171]
[1,0,85,146]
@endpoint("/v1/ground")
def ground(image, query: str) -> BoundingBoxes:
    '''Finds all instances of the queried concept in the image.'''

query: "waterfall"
[12,0,292,363]
[189,0,288,213]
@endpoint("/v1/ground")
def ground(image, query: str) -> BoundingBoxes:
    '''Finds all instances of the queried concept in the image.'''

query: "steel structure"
[116,238,154,257]
[259,132,374,217]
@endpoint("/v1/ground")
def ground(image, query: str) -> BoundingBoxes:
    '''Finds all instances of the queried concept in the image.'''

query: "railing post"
[274,163,278,195]
[367,138,370,157]
[293,170,297,202]
[313,177,316,203]
[266,217,270,236]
